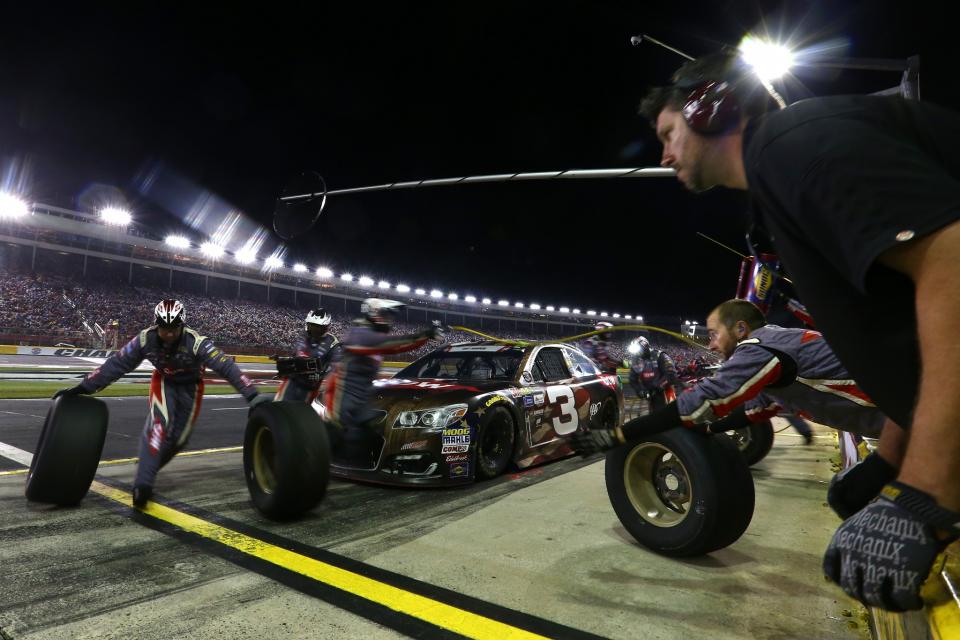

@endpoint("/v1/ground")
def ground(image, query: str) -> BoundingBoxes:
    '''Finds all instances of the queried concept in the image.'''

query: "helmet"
[594,321,614,340]
[154,299,185,327]
[361,298,405,331]
[305,308,332,333]
[634,336,651,359]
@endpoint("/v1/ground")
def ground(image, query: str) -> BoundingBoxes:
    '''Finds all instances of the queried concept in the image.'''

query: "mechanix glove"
[827,452,898,520]
[823,481,960,611]
[569,427,625,457]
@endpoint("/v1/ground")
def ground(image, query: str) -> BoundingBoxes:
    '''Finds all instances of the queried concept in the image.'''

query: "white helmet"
[594,321,613,340]
[305,308,332,332]
[155,299,185,327]
[361,298,405,330]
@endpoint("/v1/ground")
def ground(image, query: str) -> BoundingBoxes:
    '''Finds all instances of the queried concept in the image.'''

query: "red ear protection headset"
[672,64,743,134]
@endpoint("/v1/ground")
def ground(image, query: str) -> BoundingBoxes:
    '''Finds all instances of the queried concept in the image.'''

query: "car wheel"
[475,405,515,480]
[243,401,330,520]
[599,396,619,429]
[728,420,775,466]
[26,395,109,505]
[605,429,755,557]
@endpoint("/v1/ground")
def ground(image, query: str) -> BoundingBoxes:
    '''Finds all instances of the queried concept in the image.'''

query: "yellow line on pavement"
[90,480,548,640]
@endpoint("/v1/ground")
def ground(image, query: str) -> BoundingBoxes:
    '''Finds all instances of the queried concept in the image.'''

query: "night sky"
[1,2,953,319]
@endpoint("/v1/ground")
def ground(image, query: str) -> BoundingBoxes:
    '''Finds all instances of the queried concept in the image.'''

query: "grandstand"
[0,202,704,364]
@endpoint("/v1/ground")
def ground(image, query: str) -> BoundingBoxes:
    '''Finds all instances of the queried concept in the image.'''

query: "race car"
[316,340,624,486]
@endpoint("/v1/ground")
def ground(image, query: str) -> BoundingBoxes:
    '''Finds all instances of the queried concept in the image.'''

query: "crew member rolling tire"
[26,395,109,505]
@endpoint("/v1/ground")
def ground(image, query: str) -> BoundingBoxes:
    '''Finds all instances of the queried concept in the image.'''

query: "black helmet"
[154,299,185,327]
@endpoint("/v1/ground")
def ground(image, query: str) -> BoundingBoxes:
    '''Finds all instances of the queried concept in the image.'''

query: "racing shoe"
[132,484,153,508]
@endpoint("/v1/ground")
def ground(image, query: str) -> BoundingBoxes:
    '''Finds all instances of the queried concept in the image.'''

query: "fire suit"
[676,325,886,437]
[582,337,620,374]
[274,333,342,403]
[77,326,260,488]
[628,349,683,410]
[322,321,433,461]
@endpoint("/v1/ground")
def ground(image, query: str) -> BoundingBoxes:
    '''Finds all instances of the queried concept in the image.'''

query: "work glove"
[823,481,960,612]
[52,385,87,400]
[827,452,898,520]
[568,427,625,456]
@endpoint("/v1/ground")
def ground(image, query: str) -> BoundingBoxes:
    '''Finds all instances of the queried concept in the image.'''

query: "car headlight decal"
[394,404,468,430]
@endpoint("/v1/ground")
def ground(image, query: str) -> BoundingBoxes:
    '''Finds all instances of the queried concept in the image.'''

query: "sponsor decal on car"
[444,453,469,463]
[441,444,469,454]
[400,440,429,451]
[442,435,471,446]
[373,378,480,392]
[442,427,470,437]
[523,395,535,408]
[589,402,600,418]
[485,395,507,407]
[599,374,620,390]
[533,392,545,406]
[449,462,470,479]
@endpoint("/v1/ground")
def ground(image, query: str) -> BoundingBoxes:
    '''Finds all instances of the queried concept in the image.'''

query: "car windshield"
[398,348,524,381]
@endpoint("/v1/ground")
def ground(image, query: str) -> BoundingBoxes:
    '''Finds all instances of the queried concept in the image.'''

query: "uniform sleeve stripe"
[796,377,875,407]
[745,402,781,422]
[681,358,782,424]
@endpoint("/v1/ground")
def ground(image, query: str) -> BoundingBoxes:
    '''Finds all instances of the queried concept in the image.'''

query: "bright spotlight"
[625,315,633,320]
[612,313,621,318]
[340,273,354,282]
[572,308,580,314]
[235,246,257,264]
[587,310,597,316]
[464,295,477,303]
[482,298,492,305]
[264,255,284,270]
[545,306,555,312]
[415,288,427,295]
[600,312,609,317]
[637,315,643,322]
[293,263,308,273]
[396,284,411,293]
[739,35,795,81]
[430,289,443,298]
[559,307,570,313]
[164,235,190,249]
[447,293,458,301]
[0,193,28,219]
[316,266,333,278]
[378,280,391,289]
[100,206,132,226]
[627,341,641,355]
[358,276,374,287]
[200,241,224,258]
[529,303,541,310]
[498,300,509,307]
[514,302,524,309]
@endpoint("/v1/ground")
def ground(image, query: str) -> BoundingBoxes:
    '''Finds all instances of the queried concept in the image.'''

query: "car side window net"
[535,348,570,382]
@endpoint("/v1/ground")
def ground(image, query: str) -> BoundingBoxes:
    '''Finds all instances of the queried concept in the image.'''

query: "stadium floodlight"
[378,280,391,289]
[559,307,570,313]
[600,312,609,317]
[264,255,284,270]
[0,193,29,219]
[627,341,641,355]
[415,288,427,295]
[625,315,633,320]
[498,300,509,307]
[293,263,308,273]
[546,306,555,312]
[637,315,643,322]
[200,241,224,258]
[738,35,795,81]
[613,313,621,318]
[482,298,492,305]
[430,289,443,298]
[530,303,541,310]
[358,276,374,287]
[396,284,411,293]
[316,266,334,278]
[100,206,132,226]
[464,295,476,303]
[514,302,524,308]
[587,310,597,316]
[448,293,458,301]
[340,273,354,282]
[572,308,580,314]
[164,234,190,249]
[235,246,257,264]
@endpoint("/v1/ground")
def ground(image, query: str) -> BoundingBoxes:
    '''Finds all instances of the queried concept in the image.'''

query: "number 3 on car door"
[546,385,578,435]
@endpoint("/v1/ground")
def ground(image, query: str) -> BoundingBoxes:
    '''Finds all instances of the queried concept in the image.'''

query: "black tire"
[474,405,515,480]
[243,401,330,520]
[605,429,755,557]
[730,420,775,466]
[25,395,109,505]
[598,396,619,430]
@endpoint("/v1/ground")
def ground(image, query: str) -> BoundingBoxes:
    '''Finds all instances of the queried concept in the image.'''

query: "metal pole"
[279,167,676,203]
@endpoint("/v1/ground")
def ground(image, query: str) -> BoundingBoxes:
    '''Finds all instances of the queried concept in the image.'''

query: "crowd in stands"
[0,270,717,368]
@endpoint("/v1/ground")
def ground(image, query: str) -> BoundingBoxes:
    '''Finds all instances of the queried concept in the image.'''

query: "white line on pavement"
[0,441,32,466]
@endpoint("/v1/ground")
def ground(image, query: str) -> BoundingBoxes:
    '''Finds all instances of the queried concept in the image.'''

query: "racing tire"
[243,401,330,521]
[25,395,109,505]
[475,405,515,481]
[598,396,619,429]
[730,420,775,466]
[605,429,755,557]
